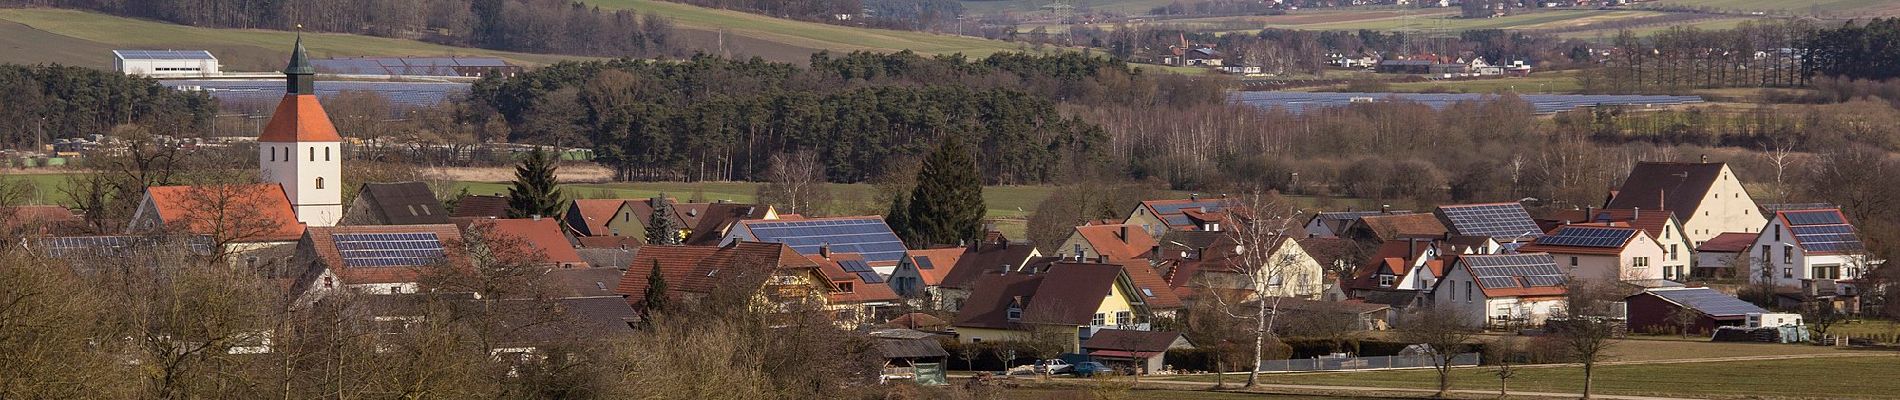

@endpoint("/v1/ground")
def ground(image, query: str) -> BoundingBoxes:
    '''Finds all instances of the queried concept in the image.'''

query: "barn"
[1625,287,1767,335]
[113,50,220,77]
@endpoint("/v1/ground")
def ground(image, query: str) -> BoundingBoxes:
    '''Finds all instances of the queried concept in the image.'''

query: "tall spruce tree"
[885,193,911,243]
[904,137,985,247]
[506,148,564,218]
[641,259,669,320]
[645,194,681,245]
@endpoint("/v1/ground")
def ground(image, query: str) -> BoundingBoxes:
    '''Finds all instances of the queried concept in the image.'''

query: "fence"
[1257,353,1481,373]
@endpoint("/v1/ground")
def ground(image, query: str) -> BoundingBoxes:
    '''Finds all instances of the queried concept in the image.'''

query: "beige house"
[1517,225,1667,283]
[1540,208,1692,281]
[1606,161,1765,246]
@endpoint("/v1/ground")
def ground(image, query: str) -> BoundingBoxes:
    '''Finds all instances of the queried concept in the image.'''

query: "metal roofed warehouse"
[114,50,220,77]
[1229,91,1704,115]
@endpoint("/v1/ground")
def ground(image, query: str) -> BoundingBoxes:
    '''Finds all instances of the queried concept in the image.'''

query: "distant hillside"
[585,0,1035,62]
[0,8,585,71]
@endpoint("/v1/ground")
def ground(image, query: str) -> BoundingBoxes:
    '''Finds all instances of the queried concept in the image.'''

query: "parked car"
[1068,362,1111,377]
[1034,359,1072,374]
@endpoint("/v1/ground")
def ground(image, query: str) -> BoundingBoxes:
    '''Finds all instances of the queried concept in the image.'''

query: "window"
[315,177,324,189]
[1783,245,1794,264]
[1664,229,1669,239]
[1570,256,1579,267]
[1761,245,1770,259]
[324,146,331,161]
[1006,307,1021,321]
[1774,226,1780,241]
[1091,313,1106,326]
[1669,244,1678,261]
[1115,311,1132,326]
[269,148,276,162]
[1814,264,1840,280]
[1782,268,1792,278]
[1378,275,1395,287]
[1464,281,1473,303]
[309,147,315,161]
[1633,257,1650,268]
[836,282,853,293]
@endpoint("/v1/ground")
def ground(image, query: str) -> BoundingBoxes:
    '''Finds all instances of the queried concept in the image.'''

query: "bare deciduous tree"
[756,151,830,216]
[1552,281,1626,399]
[1396,306,1478,398]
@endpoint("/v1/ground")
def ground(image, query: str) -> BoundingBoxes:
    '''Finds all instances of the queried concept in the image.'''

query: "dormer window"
[1378,275,1395,287]
[1006,306,1022,321]
[836,282,854,293]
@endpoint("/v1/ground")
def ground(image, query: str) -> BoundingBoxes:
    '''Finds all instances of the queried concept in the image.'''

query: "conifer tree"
[506,148,564,219]
[645,194,681,245]
[642,259,669,320]
[886,193,911,243]
[904,137,985,247]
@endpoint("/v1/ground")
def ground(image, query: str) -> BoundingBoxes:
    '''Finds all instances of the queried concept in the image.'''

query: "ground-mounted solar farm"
[163,79,469,111]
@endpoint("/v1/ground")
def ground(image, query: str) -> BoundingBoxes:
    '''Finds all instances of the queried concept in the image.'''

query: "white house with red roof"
[1693,232,1758,278]
[1516,225,1666,284]
[1749,209,1878,289]
[1431,253,1569,328]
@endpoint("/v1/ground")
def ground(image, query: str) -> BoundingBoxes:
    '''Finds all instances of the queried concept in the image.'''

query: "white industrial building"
[113,50,220,77]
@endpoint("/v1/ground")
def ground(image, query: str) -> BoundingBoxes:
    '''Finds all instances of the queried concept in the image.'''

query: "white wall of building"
[1681,165,1766,245]
[1749,221,1871,288]
[259,141,342,227]
[116,57,220,77]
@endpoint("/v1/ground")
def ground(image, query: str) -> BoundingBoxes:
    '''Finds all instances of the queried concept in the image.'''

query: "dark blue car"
[1069,361,1111,377]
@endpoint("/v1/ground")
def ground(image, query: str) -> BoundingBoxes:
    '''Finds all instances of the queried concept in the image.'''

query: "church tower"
[258,34,342,227]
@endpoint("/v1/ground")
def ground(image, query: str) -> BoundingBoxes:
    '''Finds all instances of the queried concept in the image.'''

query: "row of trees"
[0,65,214,149]
[0,0,681,57]
[666,0,965,32]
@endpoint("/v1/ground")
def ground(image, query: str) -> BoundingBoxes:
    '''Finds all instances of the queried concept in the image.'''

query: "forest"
[0,0,682,57]
[0,65,215,148]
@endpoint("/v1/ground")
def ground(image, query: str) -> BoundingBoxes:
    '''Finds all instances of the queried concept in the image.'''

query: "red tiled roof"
[566,199,626,236]
[807,253,901,305]
[616,245,720,305]
[306,224,462,285]
[952,272,1043,330]
[450,194,509,219]
[1075,224,1158,262]
[1020,263,1125,325]
[1,205,80,235]
[258,94,343,142]
[575,235,642,250]
[1082,329,1185,353]
[1353,213,1448,242]
[906,247,965,286]
[885,312,949,330]
[468,218,586,268]
[941,241,1038,289]
[1122,262,1184,310]
[1542,208,1673,241]
[145,184,305,242]
[1698,232,1758,253]
[615,242,819,307]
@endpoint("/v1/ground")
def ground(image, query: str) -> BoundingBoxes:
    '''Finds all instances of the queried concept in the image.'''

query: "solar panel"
[1228,91,1705,115]
[744,218,908,264]
[1478,276,1520,289]
[1462,253,1565,290]
[1150,200,1224,215]
[35,235,214,258]
[839,259,874,273]
[856,271,886,284]
[162,80,469,112]
[1439,203,1544,241]
[1784,210,1844,226]
[1523,275,1566,287]
[915,256,935,270]
[1652,288,1766,317]
[332,232,444,267]
[1536,226,1636,248]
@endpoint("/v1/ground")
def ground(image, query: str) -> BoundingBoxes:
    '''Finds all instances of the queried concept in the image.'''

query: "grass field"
[1004,387,1375,399]
[1641,0,1900,16]
[0,8,584,70]
[1385,71,1585,94]
[1166,354,1900,399]
[961,0,1178,14]
[586,0,1034,60]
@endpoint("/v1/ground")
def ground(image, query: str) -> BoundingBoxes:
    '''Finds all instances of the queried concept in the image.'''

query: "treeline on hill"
[663,0,964,32]
[466,51,1160,185]
[1805,18,1900,81]
[1581,21,1813,93]
[0,0,680,57]
[0,65,215,148]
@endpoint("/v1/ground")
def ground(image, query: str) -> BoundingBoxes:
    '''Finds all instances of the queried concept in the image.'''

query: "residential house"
[1467,57,1504,76]
[291,224,462,297]
[1342,212,1448,245]
[1540,207,1691,280]
[340,182,449,225]
[807,249,903,327]
[1606,161,1765,245]
[604,197,704,243]
[682,202,776,245]
[1516,225,1667,285]
[953,262,1155,352]
[1055,223,1157,262]
[1080,329,1194,374]
[1126,197,1229,236]
[1693,232,1756,278]
[1748,209,1876,290]
[129,184,307,253]
[563,199,625,237]
[462,216,588,269]
[1341,235,1493,299]
[722,216,909,274]
[1304,210,1414,239]
[889,247,965,299]
[615,242,835,319]
[1436,202,1545,244]
[1431,253,1569,328]
[1156,231,1327,301]
[936,240,1041,312]
[1624,287,1767,335]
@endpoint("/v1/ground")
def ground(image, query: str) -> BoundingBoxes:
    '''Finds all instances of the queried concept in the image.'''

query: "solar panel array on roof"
[915,256,936,270]
[1536,226,1637,248]
[839,259,874,273]
[1760,203,1837,213]
[1784,210,1845,226]
[745,218,908,264]
[1439,203,1543,241]
[1651,288,1766,317]
[1792,225,1863,252]
[115,50,216,60]
[858,272,887,283]
[1151,200,1224,215]
[333,232,445,267]
[36,235,214,258]
[163,80,468,110]
[1229,91,1705,115]
[1320,210,1411,221]
[1463,253,1565,290]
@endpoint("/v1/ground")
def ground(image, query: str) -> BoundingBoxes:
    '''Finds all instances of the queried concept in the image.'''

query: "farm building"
[113,50,220,77]
[1624,287,1767,335]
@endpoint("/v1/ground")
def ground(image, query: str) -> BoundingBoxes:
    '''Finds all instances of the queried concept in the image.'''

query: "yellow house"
[1126,197,1229,236]
[952,262,1152,352]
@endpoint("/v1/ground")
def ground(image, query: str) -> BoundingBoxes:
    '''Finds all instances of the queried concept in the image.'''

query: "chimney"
[1095,254,1108,263]
[1633,207,1640,220]
[1585,206,1595,221]
[530,214,541,221]
[1117,225,1128,241]
[999,264,1010,274]
[818,243,831,259]
[1380,204,1391,214]
[1190,193,1199,201]
[1700,154,1708,163]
